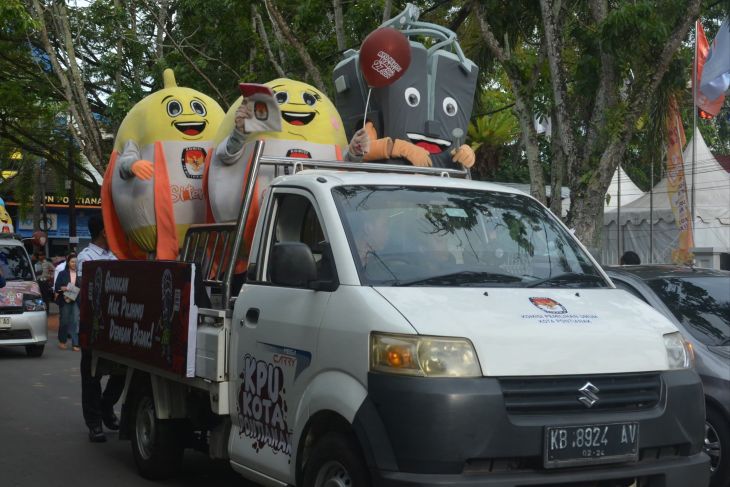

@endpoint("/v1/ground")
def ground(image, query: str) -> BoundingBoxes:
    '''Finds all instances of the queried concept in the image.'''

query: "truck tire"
[130,386,184,480]
[302,432,370,487]
[25,344,44,357]
[707,406,730,487]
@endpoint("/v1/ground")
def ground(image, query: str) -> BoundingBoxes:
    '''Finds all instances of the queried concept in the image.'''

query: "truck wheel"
[130,387,184,480]
[25,344,44,357]
[302,432,370,487]
[706,407,730,487]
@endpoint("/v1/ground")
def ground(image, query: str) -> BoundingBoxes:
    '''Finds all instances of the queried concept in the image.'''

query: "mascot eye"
[166,100,183,117]
[442,97,458,117]
[404,87,421,107]
[190,100,207,116]
[275,91,289,104]
[302,92,317,106]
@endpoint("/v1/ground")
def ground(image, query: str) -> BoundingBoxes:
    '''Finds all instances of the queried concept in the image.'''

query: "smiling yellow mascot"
[102,69,224,259]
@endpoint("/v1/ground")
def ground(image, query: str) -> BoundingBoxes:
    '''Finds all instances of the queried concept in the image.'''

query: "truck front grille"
[499,373,661,414]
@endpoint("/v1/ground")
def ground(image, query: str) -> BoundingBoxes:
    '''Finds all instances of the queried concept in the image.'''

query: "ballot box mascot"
[333,3,479,170]
[205,78,367,226]
[102,68,225,260]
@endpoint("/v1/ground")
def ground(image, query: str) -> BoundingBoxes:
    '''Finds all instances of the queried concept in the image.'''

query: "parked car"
[0,235,47,357]
[606,265,730,487]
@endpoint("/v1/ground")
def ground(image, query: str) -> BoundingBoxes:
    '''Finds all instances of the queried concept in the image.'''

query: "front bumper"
[353,370,709,486]
[0,311,47,346]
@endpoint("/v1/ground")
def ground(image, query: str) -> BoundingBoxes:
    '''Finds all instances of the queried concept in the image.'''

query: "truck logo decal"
[237,354,292,456]
[529,297,568,314]
[578,382,600,408]
[259,342,312,379]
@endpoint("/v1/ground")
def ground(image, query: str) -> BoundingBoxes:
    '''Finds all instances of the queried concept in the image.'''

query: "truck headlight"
[370,332,481,377]
[663,332,693,369]
[23,295,46,312]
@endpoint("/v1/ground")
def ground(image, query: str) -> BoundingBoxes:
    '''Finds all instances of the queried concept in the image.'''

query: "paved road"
[0,315,255,487]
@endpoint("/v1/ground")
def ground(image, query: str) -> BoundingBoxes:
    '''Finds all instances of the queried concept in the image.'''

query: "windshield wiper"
[396,270,523,287]
[525,272,607,288]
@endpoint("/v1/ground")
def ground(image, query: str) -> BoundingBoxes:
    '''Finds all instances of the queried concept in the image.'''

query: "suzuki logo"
[578,382,600,408]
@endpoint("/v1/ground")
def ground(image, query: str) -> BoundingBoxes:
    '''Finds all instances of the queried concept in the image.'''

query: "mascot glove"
[392,139,432,167]
[348,128,370,157]
[452,144,476,168]
[131,160,154,180]
[363,122,393,161]
[234,103,253,133]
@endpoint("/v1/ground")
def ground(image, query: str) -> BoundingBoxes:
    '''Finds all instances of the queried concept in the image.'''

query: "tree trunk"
[155,0,168,60]
[254,7,286,78]
[31,0,105,174]
[264,0,326,92]
[473,3,545,203]
[568,0,701,249]
[538,0,577,179]
[549,110,564,218]
[333,0,346,52]
[249,4,257,74]
[382,0,392,23]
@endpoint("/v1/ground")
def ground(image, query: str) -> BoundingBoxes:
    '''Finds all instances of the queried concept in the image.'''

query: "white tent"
[604,166,643,210]
[603,128,730,266]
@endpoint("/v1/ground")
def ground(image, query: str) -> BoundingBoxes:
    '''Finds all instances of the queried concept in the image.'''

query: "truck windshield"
[332,185,606,288]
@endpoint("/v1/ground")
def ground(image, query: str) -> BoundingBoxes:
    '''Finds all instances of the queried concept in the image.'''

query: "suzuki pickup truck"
[81,142,710,487]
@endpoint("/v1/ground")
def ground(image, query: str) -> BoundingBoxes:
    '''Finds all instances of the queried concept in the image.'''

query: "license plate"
[0,316,10,329]
[544,422,639,468]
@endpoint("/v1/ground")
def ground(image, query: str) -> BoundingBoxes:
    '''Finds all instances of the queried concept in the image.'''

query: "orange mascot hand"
[391,139,432,167]
[451,144,475,168]
[131,160,154,180]
[363,122,393,161]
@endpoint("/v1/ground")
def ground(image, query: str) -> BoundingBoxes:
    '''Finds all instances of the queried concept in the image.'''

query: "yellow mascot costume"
[206,78,354,223]
[103,69,224,259]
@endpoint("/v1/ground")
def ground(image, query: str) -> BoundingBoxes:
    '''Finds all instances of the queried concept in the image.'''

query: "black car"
[606,265,730,487]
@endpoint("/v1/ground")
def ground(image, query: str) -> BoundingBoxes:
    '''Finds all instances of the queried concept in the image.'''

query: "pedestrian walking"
[77,215,123,443]
[37,254,55,311]
[55,253,80,351]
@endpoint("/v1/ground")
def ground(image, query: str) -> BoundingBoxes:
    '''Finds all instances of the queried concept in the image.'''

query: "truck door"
[228,188,333,481]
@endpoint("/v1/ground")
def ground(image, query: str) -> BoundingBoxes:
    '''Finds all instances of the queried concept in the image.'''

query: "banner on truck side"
[79,260,198,378]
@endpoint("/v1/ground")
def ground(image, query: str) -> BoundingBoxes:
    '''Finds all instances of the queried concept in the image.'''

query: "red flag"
[696,20,725,118]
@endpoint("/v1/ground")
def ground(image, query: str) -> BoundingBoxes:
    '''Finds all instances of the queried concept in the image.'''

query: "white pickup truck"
[85,143,709,487]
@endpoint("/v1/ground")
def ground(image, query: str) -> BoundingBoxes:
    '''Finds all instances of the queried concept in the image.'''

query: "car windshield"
[647,276,730,346]
[0,245,33,281]
[332,185,606,288]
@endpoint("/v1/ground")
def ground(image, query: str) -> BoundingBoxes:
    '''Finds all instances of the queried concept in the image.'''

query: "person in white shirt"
[77,215,122,443]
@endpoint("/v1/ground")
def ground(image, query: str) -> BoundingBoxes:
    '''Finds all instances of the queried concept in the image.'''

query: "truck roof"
[270,169,530,196]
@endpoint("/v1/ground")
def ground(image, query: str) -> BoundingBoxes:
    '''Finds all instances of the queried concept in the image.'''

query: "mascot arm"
[452,144,476,168]
[362,122,394,162]
[217,128,247,166]
[117,140,154,180]
[391,139,432,167]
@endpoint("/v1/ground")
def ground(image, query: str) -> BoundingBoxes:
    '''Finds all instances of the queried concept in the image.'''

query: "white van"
[91,154,709,487]
[0,236,47,356]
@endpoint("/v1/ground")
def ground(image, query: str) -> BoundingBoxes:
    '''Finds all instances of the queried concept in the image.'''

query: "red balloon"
[359,28,411,88]
[32,230,47,247]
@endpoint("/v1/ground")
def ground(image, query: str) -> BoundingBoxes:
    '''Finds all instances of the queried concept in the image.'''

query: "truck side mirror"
[270,242,317,287]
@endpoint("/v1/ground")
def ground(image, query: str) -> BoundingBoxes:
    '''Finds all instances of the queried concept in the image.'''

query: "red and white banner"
[696,20,725,118]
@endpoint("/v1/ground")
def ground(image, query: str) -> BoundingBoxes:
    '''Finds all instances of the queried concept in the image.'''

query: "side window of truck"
[265,192,333,283]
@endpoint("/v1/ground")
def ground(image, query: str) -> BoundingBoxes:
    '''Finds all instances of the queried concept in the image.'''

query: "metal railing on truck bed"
[180,140,469,308]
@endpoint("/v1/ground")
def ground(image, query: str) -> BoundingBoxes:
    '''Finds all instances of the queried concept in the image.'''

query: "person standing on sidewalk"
[77,215,123,442]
